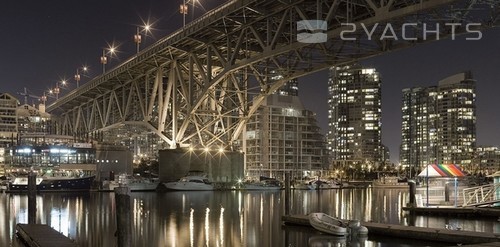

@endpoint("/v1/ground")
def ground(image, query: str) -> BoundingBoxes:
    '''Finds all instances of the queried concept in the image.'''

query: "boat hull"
[107,175,160,191]
[163,182,214,191]
[109,182,160,191]
[243,183,281,190]
[8,176,95,192]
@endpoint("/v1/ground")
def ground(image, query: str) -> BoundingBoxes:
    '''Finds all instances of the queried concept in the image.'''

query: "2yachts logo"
[340,22,483,41]
[297,20,328,43]
[297,20,483,43]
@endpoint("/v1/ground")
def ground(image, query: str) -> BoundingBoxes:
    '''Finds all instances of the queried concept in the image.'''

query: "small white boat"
[108,174,160,191]
[309,213,369,236]
[309,213,348,236]
[164,175,214,191]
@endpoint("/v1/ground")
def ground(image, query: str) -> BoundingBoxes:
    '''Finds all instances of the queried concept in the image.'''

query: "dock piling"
[408,180,416,207]
[285,172,291,215]
[28,171,36,224]
[115,186,132,247]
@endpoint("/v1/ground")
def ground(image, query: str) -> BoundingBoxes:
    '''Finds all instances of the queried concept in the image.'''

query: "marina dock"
[402,206,500,217]
[16,224,77,247]
[282,215,500,245]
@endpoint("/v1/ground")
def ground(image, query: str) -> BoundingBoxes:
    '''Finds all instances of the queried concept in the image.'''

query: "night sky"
[1,1,499,164]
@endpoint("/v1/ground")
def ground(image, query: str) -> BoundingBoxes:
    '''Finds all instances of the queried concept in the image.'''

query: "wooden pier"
[282,215,500,245]
[16,224,77,247]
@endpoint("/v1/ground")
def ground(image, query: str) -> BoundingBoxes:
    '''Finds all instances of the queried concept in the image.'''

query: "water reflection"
[308,234,368,247]
[0,189,498,247]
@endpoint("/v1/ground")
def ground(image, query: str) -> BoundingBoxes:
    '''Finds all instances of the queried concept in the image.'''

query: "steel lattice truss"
[47,0,499,150]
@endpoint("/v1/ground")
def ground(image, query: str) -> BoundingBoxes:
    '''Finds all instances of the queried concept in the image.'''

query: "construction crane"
[17,87,47,105]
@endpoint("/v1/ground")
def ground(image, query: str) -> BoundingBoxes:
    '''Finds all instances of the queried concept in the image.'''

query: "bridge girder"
[47,0,499,151]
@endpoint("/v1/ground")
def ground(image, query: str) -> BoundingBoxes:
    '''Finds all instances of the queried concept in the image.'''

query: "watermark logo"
[296,20,482,43]
[340,23,482,41]
[297,20,327,43]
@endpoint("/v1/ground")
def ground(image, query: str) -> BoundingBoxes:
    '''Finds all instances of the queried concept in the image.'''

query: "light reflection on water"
[0,188,498,247]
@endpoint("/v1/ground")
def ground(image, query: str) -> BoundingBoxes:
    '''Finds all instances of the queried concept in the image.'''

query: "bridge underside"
[47,0,499,156]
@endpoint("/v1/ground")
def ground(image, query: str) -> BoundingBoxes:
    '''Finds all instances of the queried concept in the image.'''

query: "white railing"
[462,183,500,207]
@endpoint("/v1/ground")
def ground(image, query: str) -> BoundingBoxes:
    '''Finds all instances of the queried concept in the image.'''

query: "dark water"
[1,188,498,246]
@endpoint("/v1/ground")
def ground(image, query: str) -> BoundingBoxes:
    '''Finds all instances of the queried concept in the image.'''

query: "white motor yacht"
[164,175,214,191]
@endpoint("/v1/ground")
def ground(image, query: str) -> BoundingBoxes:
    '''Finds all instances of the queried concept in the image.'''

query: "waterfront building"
[400,72,476,174]
[0,93,19,176]
[327,64,383,173]
[0,92,134,182]
[245,92,327,180]
[0,93,19,147]
[475,146,500,175]
[380,144,391,167]
[17,103,51,136]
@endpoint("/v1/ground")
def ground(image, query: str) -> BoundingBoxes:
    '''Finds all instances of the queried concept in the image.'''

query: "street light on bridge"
[74,66,89,88]
[180,2,188,26]
[49,80,64,100]
[100,44,117,74]
[59,79,67,89]
[180,0,198,27]
[134,23,152,53]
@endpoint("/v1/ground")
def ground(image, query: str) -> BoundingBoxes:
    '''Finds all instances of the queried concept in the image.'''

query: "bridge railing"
[462,183,500,207]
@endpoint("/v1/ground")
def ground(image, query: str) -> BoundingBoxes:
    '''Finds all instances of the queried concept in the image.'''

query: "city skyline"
[299,29,500,164]
[1,1,500,165]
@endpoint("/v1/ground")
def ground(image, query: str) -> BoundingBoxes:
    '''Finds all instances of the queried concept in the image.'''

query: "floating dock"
[402,206,500,217]
[282,215,500,245]
[16,224,77,247]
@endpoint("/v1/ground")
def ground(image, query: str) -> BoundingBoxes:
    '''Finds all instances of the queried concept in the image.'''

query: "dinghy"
[309,213,369,236]
[308,213,348,236]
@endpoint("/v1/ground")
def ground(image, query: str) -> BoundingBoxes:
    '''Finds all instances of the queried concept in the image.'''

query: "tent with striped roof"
[417,164,466,178]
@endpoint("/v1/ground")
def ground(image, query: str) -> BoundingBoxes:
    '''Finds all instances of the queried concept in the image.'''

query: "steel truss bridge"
[47,0,499,153]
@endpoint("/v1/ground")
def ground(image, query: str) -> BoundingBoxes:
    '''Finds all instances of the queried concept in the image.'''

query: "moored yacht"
[163,175,214,191]
[293,180,316,190]
[108,174,160,191]
[242,179,282,190]
[315,179,342,189]
[8,172,95,192]
[7,134,97,192]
